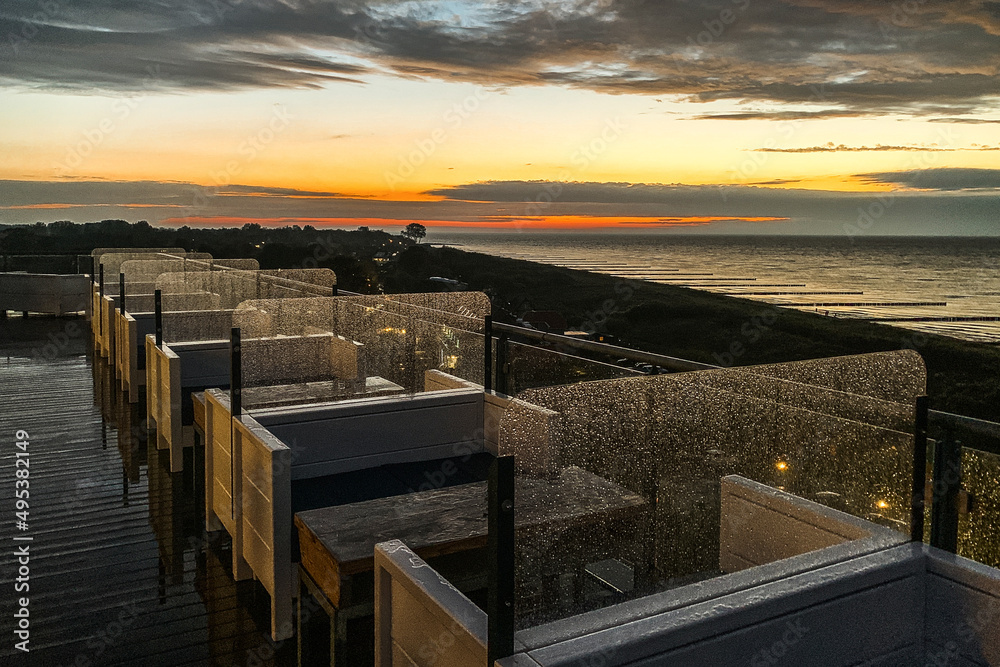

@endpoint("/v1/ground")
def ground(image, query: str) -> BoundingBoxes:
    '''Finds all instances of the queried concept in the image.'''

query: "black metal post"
[154,290,163,346]
[911,395,929,542]
[496,331,509,395]
[331,284,338,297]
[98,263,105,337]
[119,273,126,313]
[230,328,242,418]
[488,455,515,665]
[230,327,242,523]
[929,428,962,553]
[484,315,493,392]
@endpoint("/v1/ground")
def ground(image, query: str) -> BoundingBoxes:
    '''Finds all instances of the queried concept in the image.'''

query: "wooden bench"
[105,262,334,392]
[203,386,487,641]
[115,301,228,401]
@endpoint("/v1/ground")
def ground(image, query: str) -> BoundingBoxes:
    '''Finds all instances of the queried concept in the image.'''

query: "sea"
[426,232,1000,344]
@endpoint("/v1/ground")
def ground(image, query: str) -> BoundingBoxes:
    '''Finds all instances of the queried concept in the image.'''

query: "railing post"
[230,327,242,419]
[119,272,126,314]
[99,263,105,297]
[496,331,509,395]
[331,284,338,297]
[230,327,242,523]
[484,315,493,392]
[929,428,962,553]
[488,455,515,665]
[911,395,929,542]
[154,290,163,346]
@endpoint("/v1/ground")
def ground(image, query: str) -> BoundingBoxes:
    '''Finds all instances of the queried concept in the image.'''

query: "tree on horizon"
[402,222,426,243]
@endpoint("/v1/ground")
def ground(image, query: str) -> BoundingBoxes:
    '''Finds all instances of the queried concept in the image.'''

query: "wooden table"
[296,465,646,605]
[294,466,647,665]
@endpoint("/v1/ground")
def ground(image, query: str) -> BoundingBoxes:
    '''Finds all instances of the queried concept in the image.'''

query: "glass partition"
[138,269,336,343]
[232,293,488,408]
[498,350,924,628]
[99,252,212,293]
[958,446,1000,568]
[505,340,642,393]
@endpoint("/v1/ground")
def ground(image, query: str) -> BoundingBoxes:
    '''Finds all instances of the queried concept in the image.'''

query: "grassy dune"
[385,245,1000,421]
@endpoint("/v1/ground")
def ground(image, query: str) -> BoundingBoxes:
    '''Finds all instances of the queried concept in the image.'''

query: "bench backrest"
[249,387,485,480]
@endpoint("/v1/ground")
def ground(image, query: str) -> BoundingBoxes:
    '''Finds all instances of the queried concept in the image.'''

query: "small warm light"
[380,327,406,335]
[775,461,788,471]
[876,499,890,509]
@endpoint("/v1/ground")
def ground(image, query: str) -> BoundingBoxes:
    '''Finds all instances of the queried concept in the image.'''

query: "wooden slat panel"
[242,517,275,592]
[242,465,274,545]
[389,579,485,667]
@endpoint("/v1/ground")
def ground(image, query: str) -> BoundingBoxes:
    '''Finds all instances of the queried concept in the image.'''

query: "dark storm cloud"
[856,168,1000,190]
[1,0,999,116]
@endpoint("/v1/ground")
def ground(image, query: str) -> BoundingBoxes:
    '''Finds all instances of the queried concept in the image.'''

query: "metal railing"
[485,319,1000,561]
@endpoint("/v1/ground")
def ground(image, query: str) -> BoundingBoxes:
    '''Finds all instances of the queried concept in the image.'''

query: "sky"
[1,0,999,235]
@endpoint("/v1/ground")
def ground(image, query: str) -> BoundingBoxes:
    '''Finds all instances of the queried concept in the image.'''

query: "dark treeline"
[0,219,411,292]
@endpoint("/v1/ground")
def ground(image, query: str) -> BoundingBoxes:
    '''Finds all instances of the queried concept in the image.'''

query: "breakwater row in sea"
[431,233,1000,344]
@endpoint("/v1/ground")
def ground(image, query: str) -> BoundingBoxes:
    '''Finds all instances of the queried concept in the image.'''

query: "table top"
[295,465,647,583]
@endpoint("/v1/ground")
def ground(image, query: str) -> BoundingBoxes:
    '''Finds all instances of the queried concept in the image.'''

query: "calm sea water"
[427,232,1000,343]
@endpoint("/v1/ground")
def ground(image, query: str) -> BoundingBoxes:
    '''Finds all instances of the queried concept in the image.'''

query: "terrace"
[1,254,998,667]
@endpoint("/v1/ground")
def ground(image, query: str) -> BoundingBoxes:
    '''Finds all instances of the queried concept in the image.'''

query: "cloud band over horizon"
[2,174,998,235]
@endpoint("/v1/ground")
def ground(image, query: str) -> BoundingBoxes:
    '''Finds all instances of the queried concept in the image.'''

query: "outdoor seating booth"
[121,263,335,400]
[91,250,212,358]
[194,293,493,640]
[142,270,339,471]
[115,259,265,400]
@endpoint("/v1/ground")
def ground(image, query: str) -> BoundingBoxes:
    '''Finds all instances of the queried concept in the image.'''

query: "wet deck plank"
[0,318,295,667]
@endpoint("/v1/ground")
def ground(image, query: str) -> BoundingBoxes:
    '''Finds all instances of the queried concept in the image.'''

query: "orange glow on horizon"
[161,214,791,230]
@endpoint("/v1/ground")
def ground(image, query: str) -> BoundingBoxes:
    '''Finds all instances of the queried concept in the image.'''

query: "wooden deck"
[0,317,296,666]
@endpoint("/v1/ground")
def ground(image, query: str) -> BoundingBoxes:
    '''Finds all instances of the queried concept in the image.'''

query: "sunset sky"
[1,0,999,235]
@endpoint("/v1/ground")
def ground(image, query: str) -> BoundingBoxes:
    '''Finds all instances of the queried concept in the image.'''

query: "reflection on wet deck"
[0,318,297,666]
